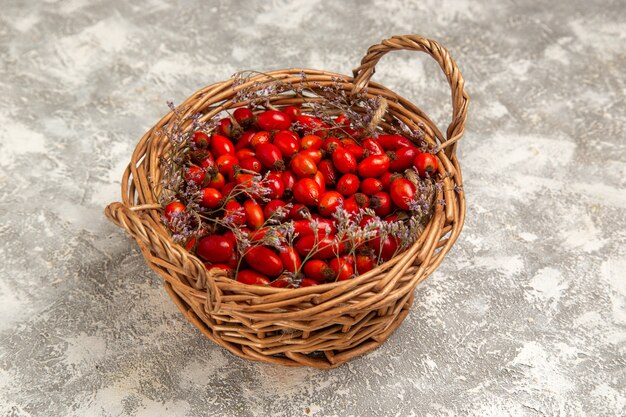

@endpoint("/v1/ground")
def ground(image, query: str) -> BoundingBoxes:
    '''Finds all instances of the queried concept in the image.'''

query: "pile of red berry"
[162,105,438,288]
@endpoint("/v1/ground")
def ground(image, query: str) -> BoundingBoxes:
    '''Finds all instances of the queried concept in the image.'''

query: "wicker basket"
[105,35,468,368]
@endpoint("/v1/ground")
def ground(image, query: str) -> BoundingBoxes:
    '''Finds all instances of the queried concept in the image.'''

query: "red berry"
[336,174,360,197]
[226,251,239,269]
[210,134,236,156]
[290,153,318,178]
[357,154,391,178]
[377,134,413,150]
[414,153,439,177]
[379,172,403,192]
[344,143,366,161]
[369,234,399,261]
[224,200,246,225]
[243,199,265,230]
[164,201,185,221]
[192,131,210,148]
[196,235,234,263]
[292,178,321,206]
[248,227,270,242]
[355,253,375,274]
[217,117,235,138]
[342,197,360,216]
[282,170,297,192]
[250,131,271,149]
[295,115,328,136]
[199,188,222,209]
[323,137,342,153]
[384,214,400,223]
[370,192,393,217]
[185,237,197,250]
[360,178,384,196]
[235,130,257,150]
[362,138,384,155]
[216,154,239,177]
[318,159,338,186]
[359,215,376,228]
[235,173,256,187]
[256,110,291,131]
[343,126,364,139]
[273,130,300,158]
[334,114,351,126]
[255,142,284,170]
[329,256,354,281]
[283,105,301,121]
[295,234,345,259]
[244,246,283,277]
[347,193,369,209]
[264,199,287,220]
[313,171,326,195]
[235,148,255,160]
[239,156,262,173]
[185,166,205,185]
[264,172,285,199]
[389,178,417,210]
[332,148,357,174]
[388,147,419,172]
[318,191,344,217]
[293,218,336,237]
[300,278,319,287]
[279,246,302,273]
[223,230,237,247]
[207,172,225,189]
[233,108,254,126]
[237,269,270,285]
[270,276,294,288]
[299,149,323,164]
[200,155,215,170]
[303,260,334,282]
[289,203,311,220]
[301,134,323,150]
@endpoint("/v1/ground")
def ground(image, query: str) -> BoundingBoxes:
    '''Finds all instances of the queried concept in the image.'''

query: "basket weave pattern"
[105,35,468,368]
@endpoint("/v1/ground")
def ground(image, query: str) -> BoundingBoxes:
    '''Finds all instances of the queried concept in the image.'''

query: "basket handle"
[104,202,218,300]
[352,34,469,152]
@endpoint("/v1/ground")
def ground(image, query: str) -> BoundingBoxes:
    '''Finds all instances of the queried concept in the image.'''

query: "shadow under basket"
[105,34,468,369]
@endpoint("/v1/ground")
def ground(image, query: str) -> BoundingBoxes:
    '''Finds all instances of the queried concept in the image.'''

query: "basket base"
[163,281,414,369]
